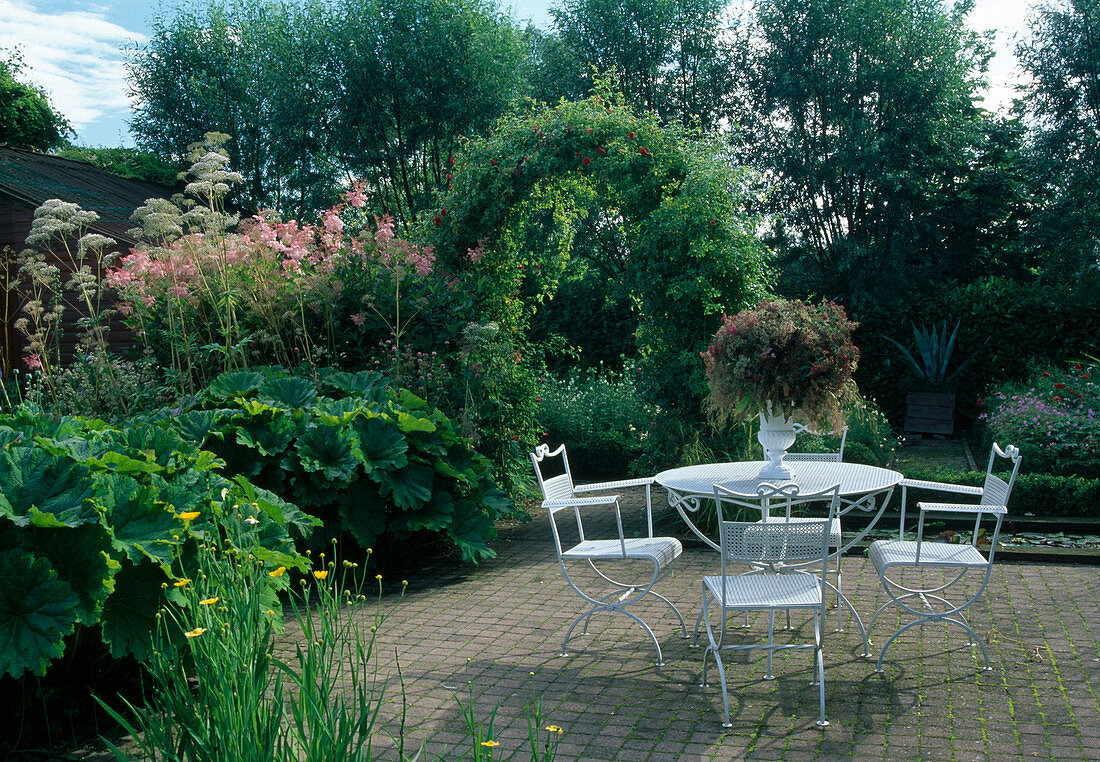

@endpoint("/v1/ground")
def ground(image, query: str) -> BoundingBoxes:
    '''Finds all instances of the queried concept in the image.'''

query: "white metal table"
[655,460,903,644]
[655,461,902,552]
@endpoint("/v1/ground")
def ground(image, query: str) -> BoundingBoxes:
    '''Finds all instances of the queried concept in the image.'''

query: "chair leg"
[814,609,828,727]
[765,610,776,680]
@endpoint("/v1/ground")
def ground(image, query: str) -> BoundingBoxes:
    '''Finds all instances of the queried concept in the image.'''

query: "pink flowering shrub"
[979,360,1099,477]
[107,140,445,390]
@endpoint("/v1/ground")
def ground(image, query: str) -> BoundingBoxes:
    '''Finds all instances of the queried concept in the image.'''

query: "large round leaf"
[319,369,387,399]
[295,424,361,484]
[376,463,434,510]
[354,415,408,473]
[99,559,167,662]
[0,549,80,678]
[101,475,180,565]
[0,446,96,528]
[258,376,318,409]
[23,523,119,626]
[206,370,265,400]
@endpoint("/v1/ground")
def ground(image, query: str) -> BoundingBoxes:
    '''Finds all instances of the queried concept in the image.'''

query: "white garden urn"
[757,406,796,480]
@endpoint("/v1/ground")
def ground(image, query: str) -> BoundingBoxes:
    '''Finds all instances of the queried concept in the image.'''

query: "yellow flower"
[199,597,218,606]
[173,578,191,588]
[544,725,563,735]
[184,627,206,638]
[179,511,201,521]
[313,570,329,580]
[269,567,286,578]
[480,740,499,748]
[375,574,383,581]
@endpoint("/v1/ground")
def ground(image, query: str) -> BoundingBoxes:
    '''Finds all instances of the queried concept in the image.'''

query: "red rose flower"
[433,216,441,227]
[628,131,634,139]
[582,157,591,165]
[449,157,455,166]
[1055,382,1065,389]
[640,147,648,155]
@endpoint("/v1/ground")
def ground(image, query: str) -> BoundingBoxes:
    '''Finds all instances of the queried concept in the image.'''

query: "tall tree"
[0,50,72,152]
[1017,0,1100,279]
[730,0,993,302]
[128,0,530,221]
[549,0,731,128]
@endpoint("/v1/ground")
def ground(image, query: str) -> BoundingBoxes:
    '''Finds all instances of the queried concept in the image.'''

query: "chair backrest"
[530,443,577,504]
[767,424,848,463]
[713,483,840,580]
[980,442,1022,507]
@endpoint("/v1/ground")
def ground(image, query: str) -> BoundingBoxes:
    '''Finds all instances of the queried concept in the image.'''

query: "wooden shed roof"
[0,148,174,246]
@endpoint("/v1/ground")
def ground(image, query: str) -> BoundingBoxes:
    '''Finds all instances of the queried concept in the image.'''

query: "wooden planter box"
[904,391,956,435]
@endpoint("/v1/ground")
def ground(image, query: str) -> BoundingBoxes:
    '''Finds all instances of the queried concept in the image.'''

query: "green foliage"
[731,0,996,302]
[1017,0,1100,279]
[841,398,900,468]
[53,147,183,188]
[550,0,731,128]
[98,530,392,762]
[899,465,1100,519]
[129,0,532,219]
[854,276,1100,426]
[430,92,771,429]
[0,49,72,151]
[0,412,312,682]
[536,363,655,478]
[177,367,515,564]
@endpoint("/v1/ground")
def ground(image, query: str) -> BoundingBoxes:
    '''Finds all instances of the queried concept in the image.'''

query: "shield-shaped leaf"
[99,560,167,662]
[0,447,96,528]
[23,523,119,625]
[206,370,265,400]
[102,476,180,565]
[354,416,408,473]
[449,498,498,564]
[396,411,437,434]
[235,415,298,457]
[258,376,318,409]
[174,409,234,446]
[295,425,361,484]
[376,463,434,510]
[313,397,365,426]
[319,369,387,399]
[0,549,80,678]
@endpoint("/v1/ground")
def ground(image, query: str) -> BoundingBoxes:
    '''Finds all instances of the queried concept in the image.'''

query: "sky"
[0,0,1036,149]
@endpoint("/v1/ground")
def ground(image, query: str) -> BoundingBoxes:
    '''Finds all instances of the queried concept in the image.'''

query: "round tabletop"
[655,461,903,498]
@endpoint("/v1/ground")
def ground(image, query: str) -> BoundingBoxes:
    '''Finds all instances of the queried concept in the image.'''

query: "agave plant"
[883,320,983,390]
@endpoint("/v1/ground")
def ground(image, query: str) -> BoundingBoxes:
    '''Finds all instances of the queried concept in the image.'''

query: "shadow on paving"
[276,484,1100,760]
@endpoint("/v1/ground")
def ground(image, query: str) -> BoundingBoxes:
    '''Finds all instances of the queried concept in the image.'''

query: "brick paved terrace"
[289,490,1100,761]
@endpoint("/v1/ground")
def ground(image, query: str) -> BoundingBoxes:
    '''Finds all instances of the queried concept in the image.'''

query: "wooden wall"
[0,194,138,375]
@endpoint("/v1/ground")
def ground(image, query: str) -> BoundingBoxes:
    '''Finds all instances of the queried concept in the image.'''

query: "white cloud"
[0,0,147,138]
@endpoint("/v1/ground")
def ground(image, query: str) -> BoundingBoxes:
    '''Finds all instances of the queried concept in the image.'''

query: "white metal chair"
[530,443,687,666]
[866,442,1022,672]
[699,482,840,728]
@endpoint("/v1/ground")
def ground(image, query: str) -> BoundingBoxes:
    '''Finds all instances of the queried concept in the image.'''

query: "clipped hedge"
[162,368,516,564]
[0,411,313,681]
[899,465,1100,519]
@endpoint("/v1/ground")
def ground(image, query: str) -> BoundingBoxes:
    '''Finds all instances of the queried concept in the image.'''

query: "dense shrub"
[854,275,1100,427]
[162,368,516,565]
[898,465,1100,519]
[536,363,655,478]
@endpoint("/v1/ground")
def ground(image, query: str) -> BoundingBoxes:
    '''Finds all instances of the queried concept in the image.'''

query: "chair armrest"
[918,502,1007,516]
[901,478,984,496]
[543,495,620,509]
[575,477,654,492]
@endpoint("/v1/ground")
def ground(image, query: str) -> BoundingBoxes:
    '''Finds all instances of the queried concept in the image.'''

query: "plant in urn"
[701,299,860,480]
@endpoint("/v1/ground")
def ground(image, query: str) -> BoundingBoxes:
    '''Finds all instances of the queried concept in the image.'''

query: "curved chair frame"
[531,443,687,666]
[866,443,1022,672]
